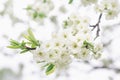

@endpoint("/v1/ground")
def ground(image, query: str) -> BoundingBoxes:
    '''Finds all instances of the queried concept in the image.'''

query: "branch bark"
[90,13,102,40]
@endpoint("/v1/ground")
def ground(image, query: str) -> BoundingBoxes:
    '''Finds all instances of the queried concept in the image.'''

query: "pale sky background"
[0,0,120,80]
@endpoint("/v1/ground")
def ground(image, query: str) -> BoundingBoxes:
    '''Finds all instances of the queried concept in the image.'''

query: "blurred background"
[0,0,120,80]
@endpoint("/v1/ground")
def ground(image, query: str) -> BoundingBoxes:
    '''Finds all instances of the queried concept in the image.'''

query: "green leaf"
[39,13,46,18]
[20,49,29,53]
[69,0,73,4]
[23,28,40,47]
[45,63,55,75]
[7,39,21,49]
[10,39,20,46]
[8,29,39,53]
[7,46,20,49]
[43,0,47,3]
[43,63,49,67]
[31,44,36,48]
[23,34,31,41]
[63,21,68,28]
[28,28,36,40]
[25,5,32,10]
[20,41,26,47]
[83,40,94,49]
[33,11,38,19]
[28,29,39,45]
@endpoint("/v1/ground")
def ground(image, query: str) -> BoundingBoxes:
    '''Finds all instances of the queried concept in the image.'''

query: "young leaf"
[63,21,68,28]
[43,0,47,3]
[8,29,39,54]
[33,11,38,19]
[20,49,29,53]
[23,28,40,47]
[28,28,36,40]
[25,5,32,10]
[45,63,55,75]
[23,35,31,41]
[83,40,94,49]
[28,29,39,46]
[7,39,20,49]
[69,0,73,4]
[10,39,20,46]
[7,46,20,49]
[39,13,46,18]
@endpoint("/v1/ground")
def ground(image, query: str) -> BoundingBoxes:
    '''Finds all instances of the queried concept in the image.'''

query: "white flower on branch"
[28,13,103,74]
[94,0,120,20]
[26,0,54,23]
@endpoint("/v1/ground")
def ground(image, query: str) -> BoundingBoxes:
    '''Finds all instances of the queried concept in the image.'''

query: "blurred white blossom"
[26,0,54,23]
[94,0,120,20]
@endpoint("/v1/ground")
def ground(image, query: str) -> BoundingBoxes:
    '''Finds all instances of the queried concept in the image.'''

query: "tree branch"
[84,60,120,73]
[90,13,102,40]
[25,46,36,50]
[91,66,120,73]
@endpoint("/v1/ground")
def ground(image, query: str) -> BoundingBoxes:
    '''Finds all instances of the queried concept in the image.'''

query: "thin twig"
[91,66,120,73]
[90,13,102,40]
[83,60,120,73]
[103,40,112,47]
[25,46,36,50]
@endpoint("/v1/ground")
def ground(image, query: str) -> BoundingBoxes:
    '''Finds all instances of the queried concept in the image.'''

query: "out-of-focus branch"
[84,59,120,73]
[103,40,112,47]
[91,66,120,73]
[90,13,102,40]
[103,22,120,32]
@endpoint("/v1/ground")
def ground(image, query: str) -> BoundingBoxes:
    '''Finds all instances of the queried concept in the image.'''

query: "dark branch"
[90,13,102,40]
[91,66,120,73]
[83,60,120,73]
[25,46,36,50]
[103,40,112,47]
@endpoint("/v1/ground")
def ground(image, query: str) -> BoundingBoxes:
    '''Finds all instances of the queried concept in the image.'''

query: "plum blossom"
[94,0,120,20]
[26,0,54,23]
[31,13,103,72]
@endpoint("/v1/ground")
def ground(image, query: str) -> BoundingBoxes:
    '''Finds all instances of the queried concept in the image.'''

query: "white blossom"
[105,9,120,20]
[27,0,54,23]
[31,47,48,63]
[94,0,120,20]
[31,13,103,72]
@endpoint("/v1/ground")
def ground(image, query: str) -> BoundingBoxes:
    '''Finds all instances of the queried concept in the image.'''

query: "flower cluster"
[26,0,54,22]
[30,13,103,74]
[94,0,120,20]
